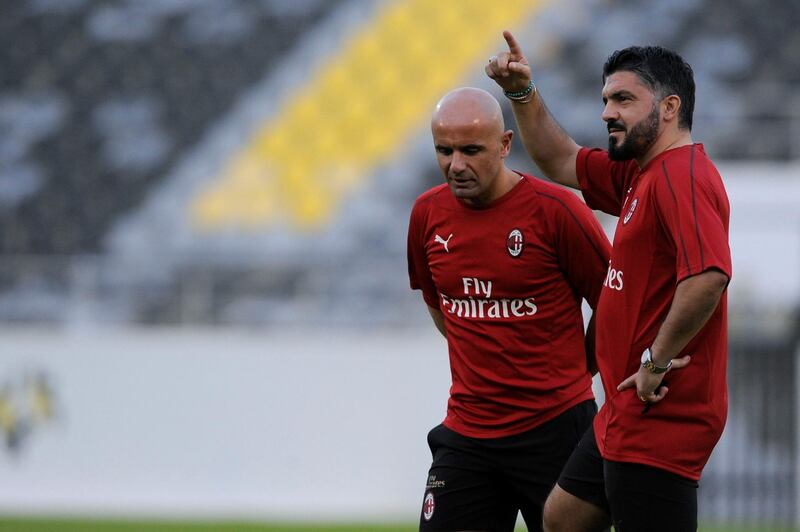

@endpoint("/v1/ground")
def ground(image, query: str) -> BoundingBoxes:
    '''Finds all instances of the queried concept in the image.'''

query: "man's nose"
[601,102,619,123]
[450,152,466,173]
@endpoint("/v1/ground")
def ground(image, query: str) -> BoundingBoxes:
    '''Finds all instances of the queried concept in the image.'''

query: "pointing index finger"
[503,30,523,57]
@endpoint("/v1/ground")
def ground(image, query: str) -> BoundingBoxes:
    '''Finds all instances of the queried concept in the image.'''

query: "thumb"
[508,60,530,73]
[670,355,691,370]
[617,373,636,391]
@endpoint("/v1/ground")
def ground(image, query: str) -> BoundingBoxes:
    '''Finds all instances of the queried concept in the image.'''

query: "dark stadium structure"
[0,0,342,255]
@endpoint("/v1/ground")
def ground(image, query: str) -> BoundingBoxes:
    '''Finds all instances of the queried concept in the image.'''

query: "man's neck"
[491,168,523,201]
[637,130,693,169]
[465,168,521,207]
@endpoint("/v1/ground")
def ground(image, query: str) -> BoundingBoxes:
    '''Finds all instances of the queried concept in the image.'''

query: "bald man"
[407,87,612,532]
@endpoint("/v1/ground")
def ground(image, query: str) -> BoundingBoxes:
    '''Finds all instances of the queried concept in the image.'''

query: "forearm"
[510,94,581,189]
[650,270,729,365]
[427,306,447,338]
[485,31,581,188]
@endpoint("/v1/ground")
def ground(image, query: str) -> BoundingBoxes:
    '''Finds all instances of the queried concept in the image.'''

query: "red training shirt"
[408,173,611,438]
[577,144,731,480]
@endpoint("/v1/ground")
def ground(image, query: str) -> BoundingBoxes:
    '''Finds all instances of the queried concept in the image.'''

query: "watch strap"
[641,348,672,374]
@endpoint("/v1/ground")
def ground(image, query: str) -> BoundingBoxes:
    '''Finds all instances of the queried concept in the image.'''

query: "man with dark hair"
[408,87,611,531]
[487,33,731,531]
[602,46,696,131]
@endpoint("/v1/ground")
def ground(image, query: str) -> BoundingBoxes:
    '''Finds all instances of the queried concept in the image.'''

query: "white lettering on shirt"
[603,263,624,291]
[462,277,492,298]
[441,277,536,319]
[440,294,537,319]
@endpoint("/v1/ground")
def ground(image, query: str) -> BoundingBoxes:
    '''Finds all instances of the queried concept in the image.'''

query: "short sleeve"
[575,147,636,216]
[549,190,613,308]
[652,151,732,283]
[407,201,440,309]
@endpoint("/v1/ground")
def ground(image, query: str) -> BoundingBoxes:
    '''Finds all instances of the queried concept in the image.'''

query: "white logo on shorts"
[422,491,435,521]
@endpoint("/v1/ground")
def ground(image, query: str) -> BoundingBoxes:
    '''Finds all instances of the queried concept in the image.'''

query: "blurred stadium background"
[0,0,798,530]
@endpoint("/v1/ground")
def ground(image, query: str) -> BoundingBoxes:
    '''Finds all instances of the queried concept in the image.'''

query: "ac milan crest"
[507,228,524,257]
[422,491,435,521]
[623,197,639,224]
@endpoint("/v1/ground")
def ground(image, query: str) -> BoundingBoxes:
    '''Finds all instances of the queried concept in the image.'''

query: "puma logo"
[434,234,453,253]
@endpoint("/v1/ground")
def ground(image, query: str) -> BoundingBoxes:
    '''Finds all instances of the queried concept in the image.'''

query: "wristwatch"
[640,348,672,374]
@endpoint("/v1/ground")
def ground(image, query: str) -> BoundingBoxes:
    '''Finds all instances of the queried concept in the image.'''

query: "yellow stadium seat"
[191,0,544,232]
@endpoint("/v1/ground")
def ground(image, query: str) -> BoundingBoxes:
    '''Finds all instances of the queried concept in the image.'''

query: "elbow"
[678,269,729,308]
[706,269,730,297]
[697,269,729,309]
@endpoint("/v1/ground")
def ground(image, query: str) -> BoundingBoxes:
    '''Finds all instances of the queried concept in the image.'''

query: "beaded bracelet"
[504,80,536,103]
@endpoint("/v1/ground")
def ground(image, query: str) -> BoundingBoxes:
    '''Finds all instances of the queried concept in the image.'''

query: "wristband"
[503,80,536,103]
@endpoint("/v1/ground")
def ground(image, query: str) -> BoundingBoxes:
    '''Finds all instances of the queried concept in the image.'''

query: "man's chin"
[608,141,635,161]
[449,185,477,198]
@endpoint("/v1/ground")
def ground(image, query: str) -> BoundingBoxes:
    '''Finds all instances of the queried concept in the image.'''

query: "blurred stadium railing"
[1,0,799,528]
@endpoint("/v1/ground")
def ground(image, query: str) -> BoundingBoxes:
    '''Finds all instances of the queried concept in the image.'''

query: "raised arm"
[486,31,582,189]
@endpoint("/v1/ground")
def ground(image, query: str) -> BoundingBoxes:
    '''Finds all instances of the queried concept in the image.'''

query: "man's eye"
[437,148,452,155]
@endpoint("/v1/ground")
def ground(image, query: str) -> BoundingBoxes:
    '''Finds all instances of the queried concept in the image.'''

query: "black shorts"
[418,399,596,532]
[557,425,699,532]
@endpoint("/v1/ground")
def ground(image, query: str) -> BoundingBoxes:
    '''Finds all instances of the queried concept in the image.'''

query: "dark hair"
[602,46,695,130]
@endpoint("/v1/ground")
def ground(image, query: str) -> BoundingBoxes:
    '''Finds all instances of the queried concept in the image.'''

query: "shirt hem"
[444,389,594,439]
[676,261,732,285]
[596,448,702,482]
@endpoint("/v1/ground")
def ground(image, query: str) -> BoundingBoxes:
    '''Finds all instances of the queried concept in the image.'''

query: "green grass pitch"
[0,518,796,532]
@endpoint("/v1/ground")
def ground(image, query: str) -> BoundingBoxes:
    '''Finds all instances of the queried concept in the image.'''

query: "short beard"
[608,104,660,161]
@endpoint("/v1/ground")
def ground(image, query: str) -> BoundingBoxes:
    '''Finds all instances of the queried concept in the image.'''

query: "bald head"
[430,87,516,207]
[432,87,505,134]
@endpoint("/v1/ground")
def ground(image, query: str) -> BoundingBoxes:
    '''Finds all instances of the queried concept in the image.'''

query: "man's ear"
[661,94,682,123]
[501,129,514,157]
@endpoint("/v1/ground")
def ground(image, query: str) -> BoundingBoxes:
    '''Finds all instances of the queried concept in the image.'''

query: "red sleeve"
[547,190,612,308]
[575,147,636,216]
[407,200,440,309]
[652,151,732,283]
